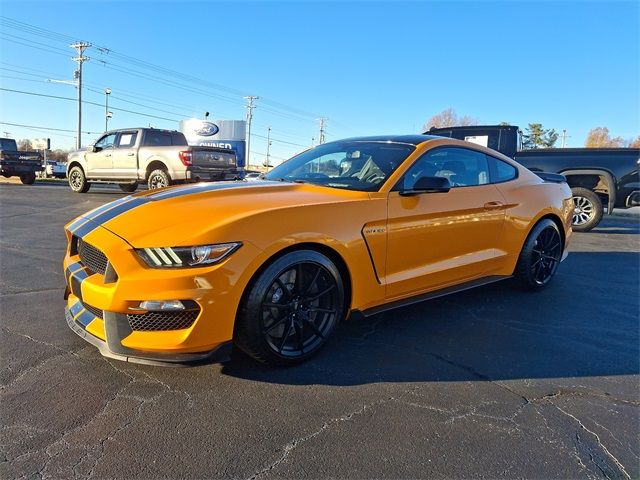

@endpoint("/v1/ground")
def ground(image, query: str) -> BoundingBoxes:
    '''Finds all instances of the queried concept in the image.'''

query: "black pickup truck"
[425,125,640,231]
[0,138,44,185]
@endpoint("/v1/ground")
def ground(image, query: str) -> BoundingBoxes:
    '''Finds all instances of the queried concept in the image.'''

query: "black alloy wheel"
[235,250,345,366]
[514,219,563,290]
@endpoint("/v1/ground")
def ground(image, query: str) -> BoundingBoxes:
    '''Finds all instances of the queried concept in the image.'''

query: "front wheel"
[513,219,563,290]
[68,166,90,193]
[19,173,36,185]
[234,250,345,366]
[119,183,138,193]
[147,169,171,189]
[571,187,603,232]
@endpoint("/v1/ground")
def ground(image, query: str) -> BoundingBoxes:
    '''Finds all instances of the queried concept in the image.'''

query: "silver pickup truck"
[66,128,238,193]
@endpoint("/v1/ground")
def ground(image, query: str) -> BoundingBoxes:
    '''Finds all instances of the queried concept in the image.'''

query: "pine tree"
[522,123,558,149]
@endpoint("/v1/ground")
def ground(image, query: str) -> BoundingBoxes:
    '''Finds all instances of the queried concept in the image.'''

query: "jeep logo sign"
[194,122,219,137]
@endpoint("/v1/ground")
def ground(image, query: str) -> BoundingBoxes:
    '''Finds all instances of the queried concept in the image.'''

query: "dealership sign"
[180,119,246,168]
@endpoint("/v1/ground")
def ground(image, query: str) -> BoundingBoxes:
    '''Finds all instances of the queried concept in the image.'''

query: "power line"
[0,16,326,123]
[0,121,97,135]
[0,87,181,122]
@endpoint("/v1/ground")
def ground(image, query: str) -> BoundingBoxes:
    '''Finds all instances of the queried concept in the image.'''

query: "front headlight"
[136,242,242,268]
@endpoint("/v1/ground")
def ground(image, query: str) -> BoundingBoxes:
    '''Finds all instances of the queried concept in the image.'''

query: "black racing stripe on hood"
[84,195,134,221]
[68,195,136,235]
[145,180,283,202]
[73,197,150,238]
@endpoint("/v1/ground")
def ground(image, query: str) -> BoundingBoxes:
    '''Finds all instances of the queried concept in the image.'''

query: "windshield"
[265,141,415,192]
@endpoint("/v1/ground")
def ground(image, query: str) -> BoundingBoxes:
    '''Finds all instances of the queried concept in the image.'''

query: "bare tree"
[629,136,640,148]
[584,127,626,147]
[17,139,33,151]
[423,107,478,131]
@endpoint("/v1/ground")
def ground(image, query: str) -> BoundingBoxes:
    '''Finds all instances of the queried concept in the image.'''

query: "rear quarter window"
[490,156,518,183]
[144,130,173,147]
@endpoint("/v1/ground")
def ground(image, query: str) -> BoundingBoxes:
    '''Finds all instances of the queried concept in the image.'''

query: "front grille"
[81,301,103,319]
[77,237,108,275]
[127,309,199,332]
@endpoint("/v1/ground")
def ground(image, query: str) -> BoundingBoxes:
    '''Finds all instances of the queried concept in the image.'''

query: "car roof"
[328,135,440,146]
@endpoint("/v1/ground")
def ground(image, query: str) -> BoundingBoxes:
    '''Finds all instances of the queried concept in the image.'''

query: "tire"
[147,169,171,189]
[234,250,345,366]
[513,219,563,291]
[571,187,603,232]
[119,183,138,193]
[19,173,36,185]
[68,166,90,193]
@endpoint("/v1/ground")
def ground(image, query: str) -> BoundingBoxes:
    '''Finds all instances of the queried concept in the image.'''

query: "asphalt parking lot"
[1,181,638,479]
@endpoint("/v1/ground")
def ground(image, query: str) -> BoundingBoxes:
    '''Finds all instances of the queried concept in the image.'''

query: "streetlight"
[104,88,112,131]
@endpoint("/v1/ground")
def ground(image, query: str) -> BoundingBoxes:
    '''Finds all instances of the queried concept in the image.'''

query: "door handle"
[105,154,112,157]
[484,201,504,210]
[127,153,135,156]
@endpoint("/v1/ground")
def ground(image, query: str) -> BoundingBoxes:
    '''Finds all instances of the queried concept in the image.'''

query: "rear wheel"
[119,183,138,193]
[68,166,90,193]
[147,169,171,189]
[571,187,603,232]
[19,173,36,185]
[514,219,563,290]
[235,250,345,366]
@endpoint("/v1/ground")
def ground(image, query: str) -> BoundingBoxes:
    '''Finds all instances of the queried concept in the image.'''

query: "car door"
[111,130,139,178]
[86,133,117,178]
[385,146,507,299]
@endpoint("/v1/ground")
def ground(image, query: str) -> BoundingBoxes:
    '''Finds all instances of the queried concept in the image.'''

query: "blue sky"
[0,0,638,165]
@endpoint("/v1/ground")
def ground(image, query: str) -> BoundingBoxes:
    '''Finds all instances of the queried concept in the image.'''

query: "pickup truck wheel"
[19,173,36,185]
[119,183,138,193]
[68,166,91,193]
[571,187,603,232]
[148,169,171,189]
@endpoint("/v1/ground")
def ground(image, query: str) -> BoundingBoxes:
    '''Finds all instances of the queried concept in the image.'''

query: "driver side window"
[399,147,490,190]
[94,133,117,150]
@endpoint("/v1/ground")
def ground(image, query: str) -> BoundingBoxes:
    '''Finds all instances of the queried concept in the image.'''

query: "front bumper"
[65,297,232,365]
[63,217,260,365]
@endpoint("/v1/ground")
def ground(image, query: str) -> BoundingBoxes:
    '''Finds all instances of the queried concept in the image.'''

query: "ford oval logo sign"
[194,122,219,137]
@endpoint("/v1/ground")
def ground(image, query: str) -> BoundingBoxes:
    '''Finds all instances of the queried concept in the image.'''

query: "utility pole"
[244,95,259,168]
[560,129,571,148]
[104,88,112,132]
[318,117,327,144]
[71,42,91,150]
[265,126,272,170]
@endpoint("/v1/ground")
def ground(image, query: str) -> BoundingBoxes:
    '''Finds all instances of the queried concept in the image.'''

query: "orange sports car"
[63,135,573,366]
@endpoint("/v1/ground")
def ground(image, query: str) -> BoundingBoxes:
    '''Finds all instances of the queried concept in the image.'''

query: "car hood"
[76,181,368,247]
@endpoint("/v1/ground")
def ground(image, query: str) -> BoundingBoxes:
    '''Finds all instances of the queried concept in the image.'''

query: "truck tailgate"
[191,149,236,169]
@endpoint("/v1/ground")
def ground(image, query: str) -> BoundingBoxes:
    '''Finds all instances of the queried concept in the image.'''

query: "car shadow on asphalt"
[221,251,639,386]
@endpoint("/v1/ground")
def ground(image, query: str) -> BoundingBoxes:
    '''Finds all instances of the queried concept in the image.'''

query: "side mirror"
[87,145,97,153]
[400,176,451,196]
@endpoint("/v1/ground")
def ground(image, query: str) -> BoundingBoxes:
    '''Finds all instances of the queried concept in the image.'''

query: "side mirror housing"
[87,145,97,153]
[400,176,451,196]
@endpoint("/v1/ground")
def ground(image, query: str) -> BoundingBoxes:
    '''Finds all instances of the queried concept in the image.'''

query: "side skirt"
[352,275,511,319]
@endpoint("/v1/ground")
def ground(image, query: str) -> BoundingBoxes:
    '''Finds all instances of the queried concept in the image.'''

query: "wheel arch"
[145,160,169,179]
[233,242,353,334]
[561,168,616,214]
[67,160,85,175]
[537,213,566,251]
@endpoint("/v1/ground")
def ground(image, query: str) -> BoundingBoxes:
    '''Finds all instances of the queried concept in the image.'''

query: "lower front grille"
[127,309,200,332]
[81,301,104,319]
[77,237,108,276]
